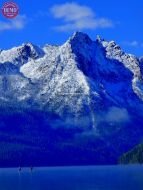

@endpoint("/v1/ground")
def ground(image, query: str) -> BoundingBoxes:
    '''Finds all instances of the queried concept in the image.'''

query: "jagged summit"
[68,32,104,44]
[0,42,44,66]
[20,42,45,59]
[96,35,105,42]
[68,31,92,44]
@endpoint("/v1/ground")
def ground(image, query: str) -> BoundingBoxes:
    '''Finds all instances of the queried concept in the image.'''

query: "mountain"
[0,32,143,166]
[119,143,143,164]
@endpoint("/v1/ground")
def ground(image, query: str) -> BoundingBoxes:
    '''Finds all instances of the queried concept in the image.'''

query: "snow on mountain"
[0,43,44,66]
[0,32,143,128]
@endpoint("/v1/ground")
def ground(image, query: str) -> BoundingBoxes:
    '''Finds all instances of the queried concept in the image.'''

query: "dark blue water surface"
[0,165,143,190]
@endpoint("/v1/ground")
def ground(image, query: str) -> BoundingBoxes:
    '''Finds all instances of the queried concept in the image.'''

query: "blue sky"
[0,0,143,56]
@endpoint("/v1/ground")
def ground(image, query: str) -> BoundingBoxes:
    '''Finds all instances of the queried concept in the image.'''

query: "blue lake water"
[0,165,143,190]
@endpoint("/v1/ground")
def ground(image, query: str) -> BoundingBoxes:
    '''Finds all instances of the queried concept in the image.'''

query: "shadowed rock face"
[0,32,143,166]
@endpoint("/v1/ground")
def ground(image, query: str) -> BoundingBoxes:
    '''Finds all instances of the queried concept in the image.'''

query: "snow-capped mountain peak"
[0,32,143,126]
[100,38,140,75]
[0,43,44,67]
[1,32,143,166]
[68,31,92,45]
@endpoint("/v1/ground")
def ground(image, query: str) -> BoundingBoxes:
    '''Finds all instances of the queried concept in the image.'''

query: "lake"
[0,165,142,190]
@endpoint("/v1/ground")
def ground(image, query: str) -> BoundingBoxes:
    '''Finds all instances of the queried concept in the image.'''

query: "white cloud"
[0,15,26,32]
[130,41,139,47]
[50,2,114,32]
[123,41,139,47]
[51,2,94,21]
[123,40,143,48]
[105,107,130,123]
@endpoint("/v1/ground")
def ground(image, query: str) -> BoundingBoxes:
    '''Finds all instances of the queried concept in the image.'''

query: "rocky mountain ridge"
[0,32,143,165]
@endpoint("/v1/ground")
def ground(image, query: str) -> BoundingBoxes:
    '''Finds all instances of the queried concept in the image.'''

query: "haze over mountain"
[0,32,143,166]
